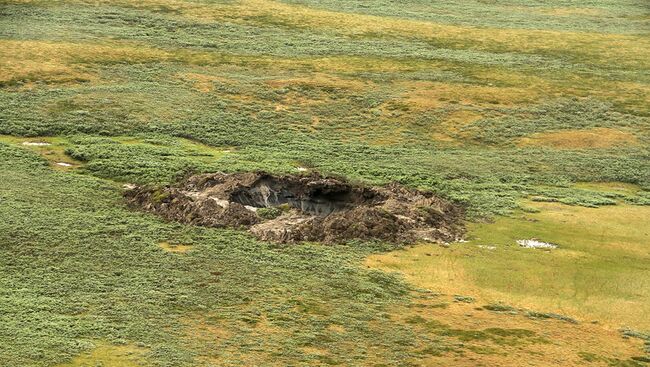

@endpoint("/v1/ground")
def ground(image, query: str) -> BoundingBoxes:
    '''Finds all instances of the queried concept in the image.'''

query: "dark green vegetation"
[0,143,418,366]
[1,0,649,365]
[2,0,649,217]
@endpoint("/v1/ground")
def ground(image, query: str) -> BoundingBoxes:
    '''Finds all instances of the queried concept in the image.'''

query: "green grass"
[0,143,425,366]
[1,0,649,365]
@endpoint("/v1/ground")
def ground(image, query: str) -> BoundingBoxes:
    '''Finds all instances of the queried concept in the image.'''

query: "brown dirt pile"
[125,172,465,244]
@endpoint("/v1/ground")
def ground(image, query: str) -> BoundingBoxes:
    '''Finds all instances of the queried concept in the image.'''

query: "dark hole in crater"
[124,172,466,244]
[229,178,381,216]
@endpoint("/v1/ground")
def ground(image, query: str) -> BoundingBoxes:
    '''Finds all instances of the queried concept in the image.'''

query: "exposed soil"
[125,172,465,244]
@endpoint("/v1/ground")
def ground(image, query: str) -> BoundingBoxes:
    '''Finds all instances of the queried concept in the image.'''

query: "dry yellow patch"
[326,324,346,333]
[44,91,196,125]
[519,128,639,149]
[181,314,234,364]
[172,0,647,68]
[0,41,93,86]
[573,182,641,196]
[434,110,484,142]
[539,7,605,16]
[56,343,148,367]
[300,346,329,356]
[7,37,642,114]
[158,242,192,253]
[398,294,645,367]
[400,81,536,110]
[264,75,372,111]
[212,0,646,68]
[467,67,650,115]
[368,126,407,146]
[445,110,483,125]
[0,40,169,87]
[176,72,236,93]
[13,0,649,69]
[267,74,369,91]
[367,202,650,329]
[278,92,326,109]
[308,116,321,132]
[186,312,288,366]
[430,132,457,143]
[184,317,232,342]
[605,81,650,114]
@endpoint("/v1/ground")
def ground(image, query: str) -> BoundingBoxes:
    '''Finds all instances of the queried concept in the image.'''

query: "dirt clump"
[125,172,464,244]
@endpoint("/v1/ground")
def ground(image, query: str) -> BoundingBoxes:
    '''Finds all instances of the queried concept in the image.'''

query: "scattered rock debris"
[125,172,465,244]
[517,239,557,249]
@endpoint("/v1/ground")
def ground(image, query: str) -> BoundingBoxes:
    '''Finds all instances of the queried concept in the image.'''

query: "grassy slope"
[0,0,649,366]
[0,144,419,366]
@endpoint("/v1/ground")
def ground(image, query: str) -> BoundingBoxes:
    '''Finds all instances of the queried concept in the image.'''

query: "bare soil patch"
[125,172,464,244]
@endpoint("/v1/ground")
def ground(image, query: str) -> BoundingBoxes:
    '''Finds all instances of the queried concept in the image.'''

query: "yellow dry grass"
[433,110,485,142]
[55,342,149,367]
[176,72,234,93]
[538,7,605,17]
[445,110,484,125]
[183,315,233,342]
[326,324,346,333]
[194,0,645,67]
[192,0,646,69]
[400,81,536,110]
[0,40,170,87]
[429,132,457,144]
[397,294,646,367]
[573,181,641,196]
[0,40,93,86]
[5,38,644,115]
[367,201,650,329]
[17,0,647,69]
[267,73,370,91]
[518,128,639,149]
[158,241,193,253]
[184,311,288,367]
[466,66,650,115]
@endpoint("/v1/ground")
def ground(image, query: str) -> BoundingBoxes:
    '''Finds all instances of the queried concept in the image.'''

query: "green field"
[1,0,649,366]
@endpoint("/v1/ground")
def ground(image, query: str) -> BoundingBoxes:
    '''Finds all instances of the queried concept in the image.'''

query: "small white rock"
[210,197,231,209]
[244,205,258,212]
[23,141,51,146]
[55,162,73,167]
[517,239,557,249]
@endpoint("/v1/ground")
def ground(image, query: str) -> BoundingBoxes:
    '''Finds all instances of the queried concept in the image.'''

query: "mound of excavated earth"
[125,172,465,244]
